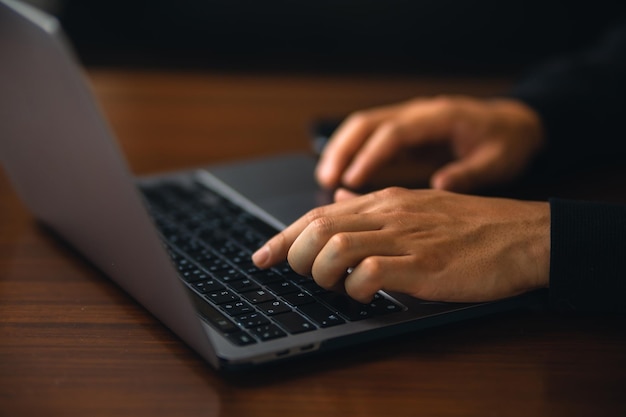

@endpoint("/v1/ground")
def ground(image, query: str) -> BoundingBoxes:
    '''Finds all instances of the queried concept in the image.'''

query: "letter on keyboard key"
[256,300,291,315]
[250,324,287,341]
[220,300,255,317]
[241,289,275,304]
[237,312,270,328]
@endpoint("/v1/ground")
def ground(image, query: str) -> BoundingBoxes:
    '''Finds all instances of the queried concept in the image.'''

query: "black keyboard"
[140,181,403,346]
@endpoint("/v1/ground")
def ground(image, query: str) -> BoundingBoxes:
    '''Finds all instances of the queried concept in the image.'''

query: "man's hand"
[252,188,550,303]
[315,96,545,193]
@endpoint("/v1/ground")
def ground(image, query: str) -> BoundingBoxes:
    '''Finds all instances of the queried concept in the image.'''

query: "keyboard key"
[220,300,255,317]
[249,269,282,284]
[256,300,291,316]
[249,324,287,341]
[198,259,230,274]
[176,258,195,274]
[272,312,316,334]
[176,238,205,255]
[241,289,276,304]
[274,263,294,275]
[280,271,310,284]
[297,303,345,328]
[237,312,270,328]
[213,268,246,283]
[143,183,359,345]
[205,289,239,305]
[300,281,329,295]
[245,218,279,239]
[226,331,257,346]
[191,250,218,264]
[319,292,373,321]
[228,278,260,293]
[192,279,225,294]
[281,292,316,306]
[182,269,212,283]
[205,261,232,273]
[189,293,239,334]
[369,293,403,315]
[265,280,299,295]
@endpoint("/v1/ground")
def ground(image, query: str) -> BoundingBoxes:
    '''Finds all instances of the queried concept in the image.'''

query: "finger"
[334,188,360,202]
[430,143,503,192]
[315,108,397,188]
[288,214,387,277]
[344,253,449,303]
[341,101,460,188]
[341,122,406,189]
[252,193,377,268]
[343,255,416,303]
[251,208,334,269]
[309,228,403,291]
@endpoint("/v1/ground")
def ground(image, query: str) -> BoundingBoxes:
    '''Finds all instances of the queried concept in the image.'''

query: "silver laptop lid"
[0,0,219,367]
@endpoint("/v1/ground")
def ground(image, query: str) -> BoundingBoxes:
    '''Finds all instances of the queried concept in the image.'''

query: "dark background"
[48,1,626,77]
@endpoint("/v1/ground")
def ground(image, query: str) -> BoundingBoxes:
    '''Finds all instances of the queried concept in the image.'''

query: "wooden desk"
[1,70,625,417]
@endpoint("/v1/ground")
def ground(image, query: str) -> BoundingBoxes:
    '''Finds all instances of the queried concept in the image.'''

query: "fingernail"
[252,246,269,267]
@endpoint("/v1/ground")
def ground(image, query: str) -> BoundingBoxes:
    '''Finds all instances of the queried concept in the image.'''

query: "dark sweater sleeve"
[549,199,626,313]
[507,20,626,314]
[508,18,626,170]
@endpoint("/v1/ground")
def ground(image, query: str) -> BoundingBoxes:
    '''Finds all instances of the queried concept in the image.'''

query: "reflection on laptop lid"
[0,0,543,371]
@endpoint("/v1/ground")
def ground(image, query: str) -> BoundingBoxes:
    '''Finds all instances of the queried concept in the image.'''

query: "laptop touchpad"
[205,153,333,226]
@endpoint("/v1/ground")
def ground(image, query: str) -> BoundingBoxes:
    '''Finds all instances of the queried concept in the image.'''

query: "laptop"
[0,0,543,371]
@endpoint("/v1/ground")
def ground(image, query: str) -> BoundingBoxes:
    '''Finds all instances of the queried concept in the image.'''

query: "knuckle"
[377,186,407,200]
[308,216,336,240]
[432,94,453,105]
[303,207,325,225]
[431,94,462,115]
[345,111,373,129]
[377,120,401,137]
[373,122,405,147]
[358,257,384,282]
[407,94,462,109]
[327,232,353,255]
